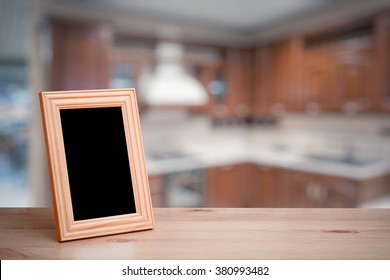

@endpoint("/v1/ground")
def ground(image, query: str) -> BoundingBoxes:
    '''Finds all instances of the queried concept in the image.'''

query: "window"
[0,62,31,206]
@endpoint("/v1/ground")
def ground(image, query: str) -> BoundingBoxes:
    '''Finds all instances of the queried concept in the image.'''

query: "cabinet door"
[51,18,112,91]
[207,164,245,207]
[373,13,390,112]
[250,165,278,207]
[303,30,376,113]
[303,45,336,112]
[256,42,288,115]
[225,49,254,119]
[254,38,304,116]
[279,170,357,208]
[199,63,229,119]
[333,36,374,112]
[207,163,278,207]
[285,38,305,111]
[253,46,272,115]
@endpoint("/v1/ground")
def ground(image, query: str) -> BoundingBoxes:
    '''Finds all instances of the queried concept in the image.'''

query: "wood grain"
[1,208,389,260]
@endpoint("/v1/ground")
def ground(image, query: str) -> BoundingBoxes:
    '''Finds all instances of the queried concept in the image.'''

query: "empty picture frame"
[39,88,154,241]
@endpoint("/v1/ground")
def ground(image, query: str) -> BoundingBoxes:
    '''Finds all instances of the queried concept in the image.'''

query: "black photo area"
[60,107,136,221]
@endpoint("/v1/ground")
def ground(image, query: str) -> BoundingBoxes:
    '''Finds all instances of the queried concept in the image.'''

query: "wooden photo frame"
[39,88,154,241]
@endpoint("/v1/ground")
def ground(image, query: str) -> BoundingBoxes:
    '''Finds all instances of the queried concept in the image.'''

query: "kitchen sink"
[147,151,193,160]
[304,154,382,166]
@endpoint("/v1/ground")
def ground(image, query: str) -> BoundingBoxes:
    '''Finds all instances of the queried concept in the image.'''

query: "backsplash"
[141,109,249,157]
[141,110,390,160]
[248,114,390,160]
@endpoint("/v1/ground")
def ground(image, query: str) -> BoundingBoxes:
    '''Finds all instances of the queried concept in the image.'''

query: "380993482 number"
[215,267,269,276]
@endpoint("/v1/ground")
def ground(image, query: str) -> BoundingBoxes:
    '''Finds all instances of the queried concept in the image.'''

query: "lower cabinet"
[151,165,389,208]
[207,164,246,207]
[206,164,389,208]
[277,169,390,208]
[277,170,357,207]
[207,163,278,207]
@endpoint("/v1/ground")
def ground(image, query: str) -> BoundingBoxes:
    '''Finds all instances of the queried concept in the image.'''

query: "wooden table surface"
[1,208,390,260]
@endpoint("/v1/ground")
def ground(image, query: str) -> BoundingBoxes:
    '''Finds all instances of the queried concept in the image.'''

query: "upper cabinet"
[203,48,254,121]
[51,18,113,91]
[373,12,390,112]
[302,42,334,113]
[252,12,390,116]
[200,61,228,119]
[303,26,375,113]
[332,34,374,113]
[225,48,254,119]
[253,37,304,116]
[48,11,390,115]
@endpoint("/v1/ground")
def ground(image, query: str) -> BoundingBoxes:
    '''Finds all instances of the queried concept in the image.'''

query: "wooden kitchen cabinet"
[51,18,113,91]
[197,48,254,121]
[278,169,357,207]
[200,48,253,121]
[199,63,227,118]
[206,163,278,207]
[277,169,390,208]
[302,44,336,112]
[47,12,390,115]
[207,164,246,207]
[207,163,389,208]
[373,12,390,112]
[253,14,390,115]
[302,25,375,113]
[333,35,375,113]
[225,48,254,119]
[251,164,279,207]
[253,37,304,116]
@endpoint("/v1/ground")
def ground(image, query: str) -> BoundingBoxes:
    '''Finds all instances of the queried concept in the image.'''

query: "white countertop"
[146,148,390,180]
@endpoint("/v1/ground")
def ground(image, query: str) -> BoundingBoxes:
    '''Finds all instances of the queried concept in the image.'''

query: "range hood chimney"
[143,42,208,106]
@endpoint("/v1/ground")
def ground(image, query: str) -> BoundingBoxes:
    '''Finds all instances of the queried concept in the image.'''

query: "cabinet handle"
[306,182,328,201]
[221,165,233,171]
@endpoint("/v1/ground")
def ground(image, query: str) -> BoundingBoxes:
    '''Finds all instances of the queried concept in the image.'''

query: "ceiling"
[1,0,390,60]
[47,0,390,41]
[59,0,344,33]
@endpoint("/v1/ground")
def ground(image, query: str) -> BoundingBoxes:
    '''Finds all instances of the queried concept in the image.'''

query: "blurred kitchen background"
[0,0,390,208]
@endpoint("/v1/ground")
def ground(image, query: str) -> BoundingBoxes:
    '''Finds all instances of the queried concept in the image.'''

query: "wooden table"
[1,208,390,259]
